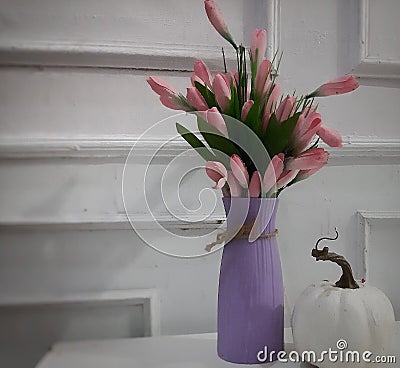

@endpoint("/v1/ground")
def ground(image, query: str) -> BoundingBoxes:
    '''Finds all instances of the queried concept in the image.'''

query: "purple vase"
[217,197,284,364]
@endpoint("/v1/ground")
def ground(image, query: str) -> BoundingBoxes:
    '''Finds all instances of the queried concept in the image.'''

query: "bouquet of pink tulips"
[147,0,359,198]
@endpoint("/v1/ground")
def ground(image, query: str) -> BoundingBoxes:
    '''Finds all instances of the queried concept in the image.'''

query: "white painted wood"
[34,325,400,368]
[0,289,159,368]
[0,288,160,337]
[0,0,276,70]
[353,0,400,80]
[356,211,400,319]
[356,211,400,279]
[0,213,225,231]
[35,329,298,368]
[0,41,237,72]
[0,136,399,164]
[1,1,400,367]
[0,288,160,336]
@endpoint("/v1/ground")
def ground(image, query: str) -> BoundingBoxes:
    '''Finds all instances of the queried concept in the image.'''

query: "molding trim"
[356,211,400,279]
[353,0,400,80]
[0,0,280,71]
[0,41,236,72]
[0,136,399,165]
[266,0,281,62]
[0,213,225,231]
[0,288,160,337]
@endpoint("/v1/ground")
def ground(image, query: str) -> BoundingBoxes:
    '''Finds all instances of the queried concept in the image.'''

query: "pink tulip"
[262,112,271,134]
[276,170,299,189]
[213,73,231,112]
[204,0,237,48]
[248,171,261,197]
[191,74,203,87]
[227,171,242,197]
[263,154,284,192]
[197,107,228,137]
[241,100,254,121]
[317,125,343,148]
[193,60,213,89]
[230,154,249,188]
[225,71,237,87]
[309,75,359,97]
[265,84,280,113]
[285,148,329,171]
[147,76,177,98]
[289,110,322,154]
[276,95,296,122]
[147,76,190,111]
[254,59,271,96]
[295,167,321,182]
[159,95,190,111]
[186,87,209,111]
[251,29,267,67]
[205,161,227,189]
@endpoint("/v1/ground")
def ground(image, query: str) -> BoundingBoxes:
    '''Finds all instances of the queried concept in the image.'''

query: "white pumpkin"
[292,239,395,368]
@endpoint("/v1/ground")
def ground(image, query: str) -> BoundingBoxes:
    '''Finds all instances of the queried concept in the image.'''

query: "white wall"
[0,1,400,367]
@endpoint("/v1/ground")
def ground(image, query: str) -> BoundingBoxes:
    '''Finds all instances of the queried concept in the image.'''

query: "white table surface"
[36,325,399,368]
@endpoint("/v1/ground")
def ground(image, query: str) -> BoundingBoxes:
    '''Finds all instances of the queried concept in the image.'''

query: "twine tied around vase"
[205,220,278,252]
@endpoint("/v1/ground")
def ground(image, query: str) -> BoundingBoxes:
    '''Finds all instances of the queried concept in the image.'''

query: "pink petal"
[198,107,228,137]
[241,100,254,121]
[296,167,321,182]
[265,84,280,113]
[254,59,271,95]
[159,95,190,111]
[186,87,209,111]
[312,75,359,97]
[204,0,235,46]
[213,73,231,112]
[194,60,213,89]
[230,154,249,188]
[205,161,227,189]
[263,154,284,192]
[191,74,204,87]
[147,76,177,97]
[290,112,322,154]
[317,125,343,148]
[276,170,299,189]
[248,171,261,197]
[250,29,267,67]
[276,95,296,122]
[285,148,329,171]
[227,171,242,197]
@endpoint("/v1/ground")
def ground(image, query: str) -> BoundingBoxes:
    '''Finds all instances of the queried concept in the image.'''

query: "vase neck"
[223,197,279,234]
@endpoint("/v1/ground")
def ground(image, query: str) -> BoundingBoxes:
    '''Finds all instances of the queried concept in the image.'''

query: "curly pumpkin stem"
[312,229,359,289]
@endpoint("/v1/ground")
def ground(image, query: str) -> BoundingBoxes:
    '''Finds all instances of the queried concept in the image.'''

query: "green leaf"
[197,116,239,166]
[244,100,260,133]
[194,81,216,108]
[263,112,300,157]
[176,122,216,162]
[226,84,240,119]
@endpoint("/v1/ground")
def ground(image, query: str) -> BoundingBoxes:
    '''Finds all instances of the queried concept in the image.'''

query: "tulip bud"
[230,154,249,188]
[206,161,228,189]
[250,29,267,68]
[204,0,237,49]
[213,73,231,112]
[186,87,209,111]
[308,75,359,98]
